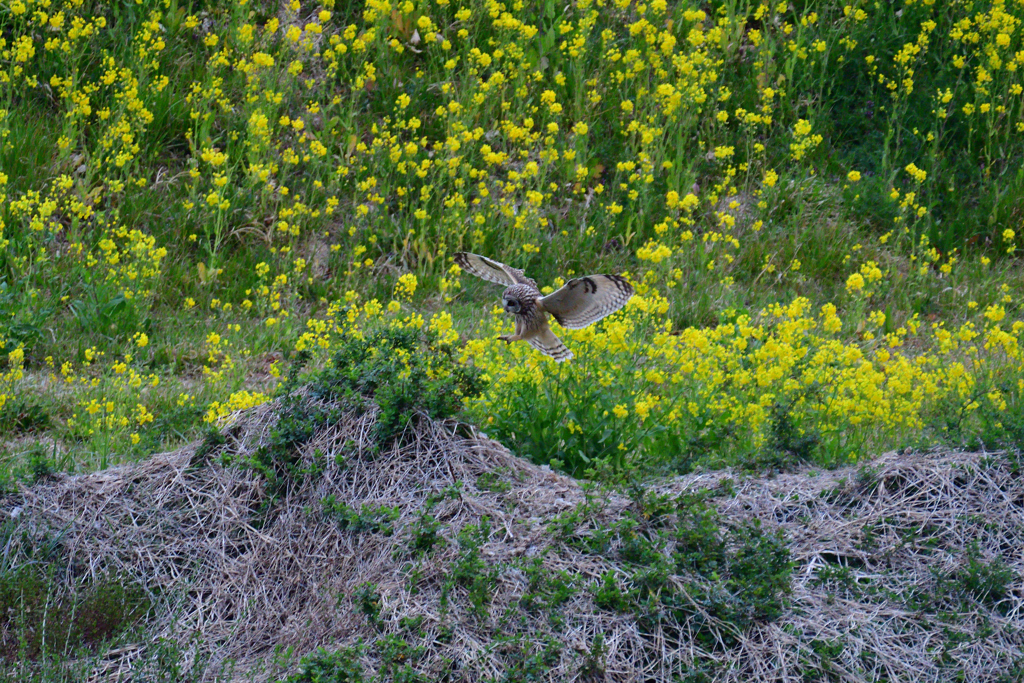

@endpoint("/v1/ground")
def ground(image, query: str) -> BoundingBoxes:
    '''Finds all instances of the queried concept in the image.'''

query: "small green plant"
[811,564,859,596]
[804,637,846,681]
[407,484,462,557]
[945,544,1016,613]
[578,632,607,678]
[377,634,426,679]
[674,502,726,577]
[192,426,228,465]
[321,497,400,536]
[546,491,606,548]
[754,399,820,471]
[593,571,629,613]
[587,505,793,649]
[22,442,58,483]
[492,633,562,682]
[239,351,336,504]
[409,511,443,556]
[283,644,365,683]
[475,470,512,494]
[144,637,186,683]
[352,584,382,627]
[518,557,577,615]
[618,523,664,568]
[448,518,499,619]
[724,520,793,625]
[675,659,721,683]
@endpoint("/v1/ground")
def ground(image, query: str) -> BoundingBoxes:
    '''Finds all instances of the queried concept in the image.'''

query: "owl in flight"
[454,252,633,362]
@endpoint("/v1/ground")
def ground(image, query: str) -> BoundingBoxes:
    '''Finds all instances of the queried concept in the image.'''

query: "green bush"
[282,644,365,683]
[312,327,485,449]
[219,327,484,510]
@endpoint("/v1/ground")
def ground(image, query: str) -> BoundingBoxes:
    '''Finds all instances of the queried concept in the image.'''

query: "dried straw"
[7,398,1024,681]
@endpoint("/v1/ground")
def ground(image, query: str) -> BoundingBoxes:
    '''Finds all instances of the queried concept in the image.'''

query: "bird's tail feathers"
[528,326,574,362]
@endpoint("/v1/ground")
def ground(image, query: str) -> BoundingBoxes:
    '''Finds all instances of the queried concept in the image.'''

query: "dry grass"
[6,397,1024,681]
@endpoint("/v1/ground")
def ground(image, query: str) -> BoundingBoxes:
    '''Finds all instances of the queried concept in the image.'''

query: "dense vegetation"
[3,0,1024,482]
[1,0,1023,675]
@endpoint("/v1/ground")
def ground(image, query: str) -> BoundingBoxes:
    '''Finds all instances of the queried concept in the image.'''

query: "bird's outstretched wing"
[527,323,574,362]
[540,275,633,329]
[454,252,538,290]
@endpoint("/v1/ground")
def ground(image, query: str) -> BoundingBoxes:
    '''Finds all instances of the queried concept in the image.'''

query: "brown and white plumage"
[451,252,538,289]
[541,275,634,329]
[453,252,634,362]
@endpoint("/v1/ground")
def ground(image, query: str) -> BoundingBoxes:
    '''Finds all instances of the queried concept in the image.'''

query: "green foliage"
[675,659,722,683]
[353,584,382,627]
[231,351,337,506]
[408,511,443,557]
[0,565,150,661]
[546,487,607,549]
[376,634,427,681]
[475,470,512,494]
[810,1,1024,249]
[517,556,577,615]
[578,632,606,678]
[22,442,58,484]
[723,520,793,625]
[321,497,400,536]
[488,634,562,683]
[311,327,485,450]
[447,518,499,619]
[593,572,628,613]
[193,426,228,465]
[407,485,461,557]
[803,638,846,682]
[0,397,51,436]
[753,399,821,471]
[0,279,56,353]
[282,644,365,683]
[571,491,793,649]
[674,503,727,577]
[479,339,667,478]
[143,637,188,683]
[942,544,1017,613]
[215,327,480,513]
[68,290,139,341]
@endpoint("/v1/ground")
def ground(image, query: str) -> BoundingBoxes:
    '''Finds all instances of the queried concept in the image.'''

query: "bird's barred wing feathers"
[539,275,633,329]
[527,324,574,363]
[453,252,538,290]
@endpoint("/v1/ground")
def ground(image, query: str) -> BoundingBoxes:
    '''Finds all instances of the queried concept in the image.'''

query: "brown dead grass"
[6,397,1024,682]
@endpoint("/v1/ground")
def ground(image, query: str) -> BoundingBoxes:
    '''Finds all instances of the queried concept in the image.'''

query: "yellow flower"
[396,273,418,299]
[846,273,865,293]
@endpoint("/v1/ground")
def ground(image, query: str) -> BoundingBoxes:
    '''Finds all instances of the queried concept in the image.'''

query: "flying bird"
[453,252,633,362]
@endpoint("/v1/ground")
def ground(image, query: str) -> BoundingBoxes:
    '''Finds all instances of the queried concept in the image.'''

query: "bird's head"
[501,284,535,315]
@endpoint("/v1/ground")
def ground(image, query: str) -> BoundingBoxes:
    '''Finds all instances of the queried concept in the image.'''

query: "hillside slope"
[6,396,1024,681]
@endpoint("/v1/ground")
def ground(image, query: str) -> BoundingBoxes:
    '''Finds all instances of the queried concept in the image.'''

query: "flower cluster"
[2,0,1024,475]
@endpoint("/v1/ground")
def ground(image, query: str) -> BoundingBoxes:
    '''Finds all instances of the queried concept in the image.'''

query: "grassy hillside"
[4,343,1024,682]
[2,0,1024,490]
